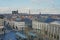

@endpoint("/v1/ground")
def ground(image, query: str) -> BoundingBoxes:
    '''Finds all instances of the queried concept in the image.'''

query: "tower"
[12,10,18,14]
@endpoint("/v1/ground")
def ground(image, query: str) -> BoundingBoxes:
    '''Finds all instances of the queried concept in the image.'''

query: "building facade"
[32,19,60,40]
[13,21,26,30]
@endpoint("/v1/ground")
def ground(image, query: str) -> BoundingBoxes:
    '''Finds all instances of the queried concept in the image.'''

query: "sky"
[0,0,60,14]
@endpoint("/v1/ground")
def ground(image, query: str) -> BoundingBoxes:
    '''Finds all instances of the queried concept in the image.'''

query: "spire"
[29,9,30,15]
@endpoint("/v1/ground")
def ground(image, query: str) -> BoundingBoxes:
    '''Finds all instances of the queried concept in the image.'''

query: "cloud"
[30,0,60,14]
[0,7,30,14]
[0,7,19,14]
[0,7,10,13]
[39,8,60,14]
[31,0,55,8]
[0,7,60,14]
[31,0,54,3]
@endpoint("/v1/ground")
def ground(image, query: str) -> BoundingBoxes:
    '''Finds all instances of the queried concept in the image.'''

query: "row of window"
[33,22,60,34]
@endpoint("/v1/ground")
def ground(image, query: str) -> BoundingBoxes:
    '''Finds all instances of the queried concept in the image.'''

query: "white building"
[8,18,26,31]
[13,21,26,30]
[32,20,48,30]
[0,26,4,34]
[32,19,60,40]
[0,19,4,26]
[48,21,60,40]
[32,19,48,35]
[0,18,4,34]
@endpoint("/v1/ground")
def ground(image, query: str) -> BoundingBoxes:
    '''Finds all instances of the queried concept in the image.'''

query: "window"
[57,35,59,40]
[45,31,47,35]
[13,26,15,29]
[54,34,56,39]
[16,26,18,30]
[51,34,53,37]
[2,28,4,31]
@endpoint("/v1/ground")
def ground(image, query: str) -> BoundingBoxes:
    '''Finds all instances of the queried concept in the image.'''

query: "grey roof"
[50,21,60,25]
[35,17,47,23]
[28,32,37,37]
[16,32,27,39]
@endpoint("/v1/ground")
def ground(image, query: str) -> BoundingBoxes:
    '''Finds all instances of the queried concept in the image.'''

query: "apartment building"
[0,18,4,26]
[0,15,4,35]
[7,17,26,31]
[32,19,48,35]
[0,26,4,40]
[48,21,60,40]
[32,19,60,40]
[13,21,25,30]
[0,26,4,34]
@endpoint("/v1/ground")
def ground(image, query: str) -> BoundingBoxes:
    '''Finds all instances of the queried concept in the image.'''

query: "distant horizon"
[0,0,60,14]
[0,8,60,14]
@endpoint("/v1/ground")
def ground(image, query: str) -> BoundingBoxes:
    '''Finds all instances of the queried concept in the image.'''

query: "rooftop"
[33,16,56,23]
[50,21,60,25]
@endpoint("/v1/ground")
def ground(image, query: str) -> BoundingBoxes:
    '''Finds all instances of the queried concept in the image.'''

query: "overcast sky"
[0,0,60,14]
